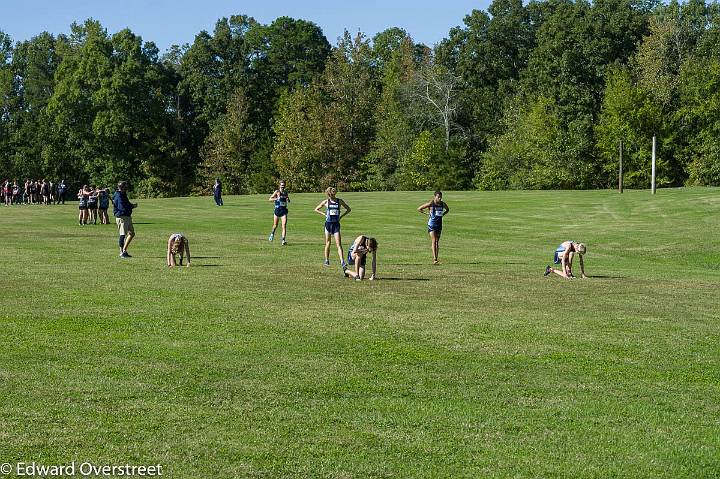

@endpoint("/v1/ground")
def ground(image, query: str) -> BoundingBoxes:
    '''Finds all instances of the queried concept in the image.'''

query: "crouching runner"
[344,235,377,281]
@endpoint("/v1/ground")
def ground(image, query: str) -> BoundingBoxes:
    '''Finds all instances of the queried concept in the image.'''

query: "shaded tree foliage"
[3,2,720,193]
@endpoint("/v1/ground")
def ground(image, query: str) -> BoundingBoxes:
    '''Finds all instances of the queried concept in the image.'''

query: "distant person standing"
[3,181,10,206]
[77,185,89,225]
[87,185,99,224]
[213,178,223,206]
[268,180,290,245]
[40,179,49,205]
[418,190,450,265]
[57,180,67,204]
[49,181,56,204]
[113,181,137,258]
[12,181,20,205]
[97,187,110,224]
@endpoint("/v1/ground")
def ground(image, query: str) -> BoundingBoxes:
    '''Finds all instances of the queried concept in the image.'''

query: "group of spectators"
[2,179,69,206]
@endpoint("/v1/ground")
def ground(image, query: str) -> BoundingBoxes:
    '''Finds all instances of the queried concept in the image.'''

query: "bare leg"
[281,215,287,240]
[429,231,439,263]
[268,216,279,241]
[123,232,135,252]
[548,267,571,279]
[334,232,344,264]
[324,231,331,262]
[346,266,365,279]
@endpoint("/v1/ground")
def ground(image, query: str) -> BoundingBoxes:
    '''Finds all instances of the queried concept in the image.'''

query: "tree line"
[1,0,719,196]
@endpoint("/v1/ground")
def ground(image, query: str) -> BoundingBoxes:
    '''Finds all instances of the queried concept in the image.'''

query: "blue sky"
[0,0,487,52]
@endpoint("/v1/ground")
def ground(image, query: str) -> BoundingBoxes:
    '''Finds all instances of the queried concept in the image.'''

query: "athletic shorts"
[554,251,561,264]
[274,207,288,217]
[88,202,98,209]
[325,221,340,235]
[428,223,442,235]
[115,216,135,236]
[348,249,367,268]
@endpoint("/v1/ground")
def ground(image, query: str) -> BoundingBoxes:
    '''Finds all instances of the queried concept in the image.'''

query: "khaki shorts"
[115,216,135,236]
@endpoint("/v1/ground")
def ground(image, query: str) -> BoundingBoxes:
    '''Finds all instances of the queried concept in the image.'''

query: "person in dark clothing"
[57,180,67,204]
[113,181,138,258]
[98,187,110,224]
[213,178,223,206]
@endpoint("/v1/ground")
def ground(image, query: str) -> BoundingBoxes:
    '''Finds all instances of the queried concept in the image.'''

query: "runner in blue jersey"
[77,185,90,225]
[418,191,450,264]
[268,180,290,246]
[544,241,587,279]
[87,185,99,224]
[314,186,351,267]
[97,187,110,224]
[345,235,377,281]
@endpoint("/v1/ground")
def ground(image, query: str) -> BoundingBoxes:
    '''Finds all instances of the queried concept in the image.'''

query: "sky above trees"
[0,0,486,51]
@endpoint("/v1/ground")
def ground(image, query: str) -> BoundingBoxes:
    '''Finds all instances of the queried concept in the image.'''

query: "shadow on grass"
[384,263,429,266]
[266,242,315,246]
[385,261,529,266]
[379,277,430,281]
[215,204,254,208]
[446,261,529,265]
[145,255,240,259]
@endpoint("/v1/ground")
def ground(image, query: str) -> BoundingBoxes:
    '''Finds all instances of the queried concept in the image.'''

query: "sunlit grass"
[1,188,718,477]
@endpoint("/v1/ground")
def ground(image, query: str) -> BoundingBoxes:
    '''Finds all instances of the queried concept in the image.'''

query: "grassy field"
[0,188,719,478]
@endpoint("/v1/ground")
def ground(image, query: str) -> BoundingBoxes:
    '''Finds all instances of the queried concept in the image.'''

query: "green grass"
[1,188,719,478]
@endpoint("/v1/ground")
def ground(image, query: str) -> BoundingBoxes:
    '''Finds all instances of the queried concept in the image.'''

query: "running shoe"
[544,265,552,276]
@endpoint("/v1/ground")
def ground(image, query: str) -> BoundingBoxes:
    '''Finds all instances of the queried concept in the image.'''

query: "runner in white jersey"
[167,233,191,267]
[544,241,586,279]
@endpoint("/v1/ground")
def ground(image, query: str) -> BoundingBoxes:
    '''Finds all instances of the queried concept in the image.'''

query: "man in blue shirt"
[113,181,138,258]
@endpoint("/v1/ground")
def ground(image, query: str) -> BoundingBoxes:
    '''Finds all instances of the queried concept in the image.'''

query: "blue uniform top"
[428,201,445,227]
[274,190,289,209]
[326,199,341,222]
[113,191,134,217]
